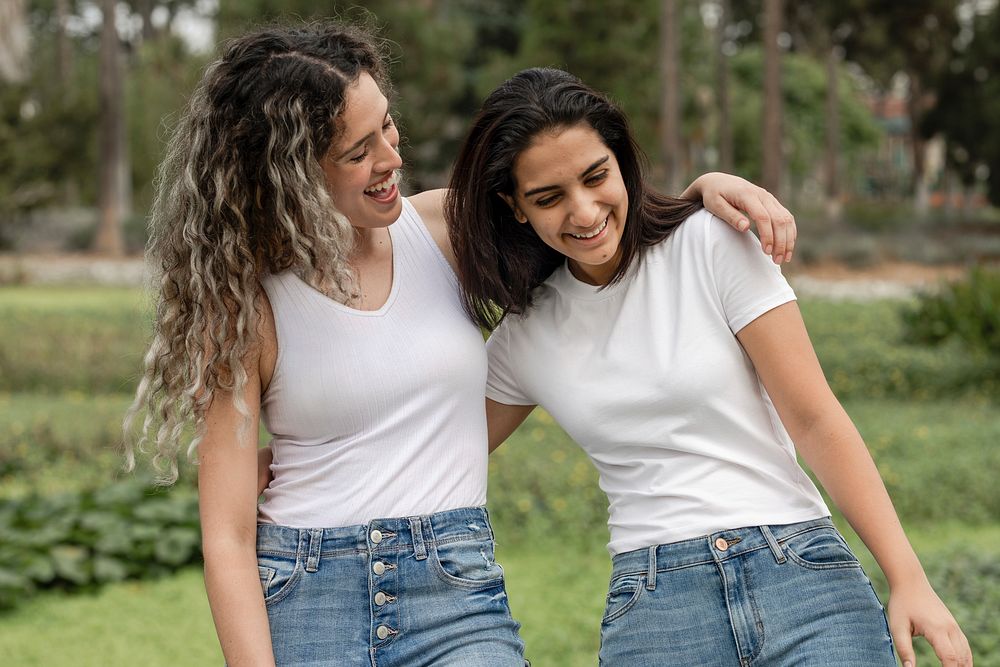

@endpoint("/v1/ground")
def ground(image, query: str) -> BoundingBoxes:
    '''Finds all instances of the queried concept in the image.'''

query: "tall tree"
[715,0,733,173]
[660,0,682,192]
[95,0,128,256]
[839,1,960,211]
[0,0,30,83]
[761,0,783,196]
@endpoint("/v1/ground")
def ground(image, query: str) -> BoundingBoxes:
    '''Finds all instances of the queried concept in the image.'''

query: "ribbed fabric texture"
[257,198,488,528]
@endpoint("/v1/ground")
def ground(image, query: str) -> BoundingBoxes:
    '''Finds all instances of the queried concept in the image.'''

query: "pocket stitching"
[259,556,304,606]
[428,539,506,590]
[601,576,645,625]
[781,530,861,571]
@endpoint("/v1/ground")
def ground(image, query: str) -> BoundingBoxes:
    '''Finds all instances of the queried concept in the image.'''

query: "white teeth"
[570,217,608,239]
[364,171,399,194]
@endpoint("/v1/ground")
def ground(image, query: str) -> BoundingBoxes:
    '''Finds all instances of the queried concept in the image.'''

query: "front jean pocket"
[256,551,303,605]
[601,573,645,625]
[781,526,861,570]
[430,537,505,590]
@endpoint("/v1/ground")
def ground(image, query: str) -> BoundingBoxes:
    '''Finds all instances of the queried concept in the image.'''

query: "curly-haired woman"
[124,22,796,667]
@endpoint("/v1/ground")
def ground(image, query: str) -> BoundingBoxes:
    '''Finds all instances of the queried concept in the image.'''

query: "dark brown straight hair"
[446,68,703,331]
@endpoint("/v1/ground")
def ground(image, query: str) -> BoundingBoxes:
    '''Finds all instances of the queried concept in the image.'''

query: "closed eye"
[585,170,609,185]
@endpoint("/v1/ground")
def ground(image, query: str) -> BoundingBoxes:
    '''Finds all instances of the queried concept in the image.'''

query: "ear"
[497,192,528,224]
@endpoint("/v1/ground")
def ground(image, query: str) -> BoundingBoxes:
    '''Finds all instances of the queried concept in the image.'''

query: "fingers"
[890,620,916,667]
[706,195,750,233]
[760,195,795,264]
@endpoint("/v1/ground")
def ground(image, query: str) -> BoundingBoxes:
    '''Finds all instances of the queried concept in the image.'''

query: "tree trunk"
[55,0,72,84]
[137,0,157,42]
[95,0,127,256]
[0,0,29,83]
[660,0,682,193]
[907,72,930,215]
[762,0,783,196]
[825,44,842,222]
[716,0,733,173]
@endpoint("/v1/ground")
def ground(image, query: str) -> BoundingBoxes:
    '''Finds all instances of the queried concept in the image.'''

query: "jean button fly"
[372,561,386,575]
[374,591,387,606]
[376,625,391,640]
[715,537,730,551]
[370,529,383,544]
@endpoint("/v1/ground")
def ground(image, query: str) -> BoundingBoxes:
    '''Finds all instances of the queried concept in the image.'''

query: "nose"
[374,133,402,173]
[565,189,600,228]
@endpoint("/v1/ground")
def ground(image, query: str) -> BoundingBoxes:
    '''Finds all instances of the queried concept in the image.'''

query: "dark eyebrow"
[523,156,610,197]
[334,108,391,161]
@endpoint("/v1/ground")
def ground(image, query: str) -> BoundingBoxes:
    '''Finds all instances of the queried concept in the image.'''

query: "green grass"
[0,287,149,393]
[0,568,221,666]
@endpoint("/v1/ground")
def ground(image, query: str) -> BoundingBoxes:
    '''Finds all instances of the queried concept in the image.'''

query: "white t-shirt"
[257,198,488,528]
[486,210,829,555]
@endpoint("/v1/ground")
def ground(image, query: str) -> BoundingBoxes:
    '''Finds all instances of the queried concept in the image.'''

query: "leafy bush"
[802,299,1000,401]
[0,479,200,610]
[902,267,1000,356]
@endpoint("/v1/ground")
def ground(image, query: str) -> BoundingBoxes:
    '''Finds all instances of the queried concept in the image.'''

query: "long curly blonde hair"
[124,23,389,483]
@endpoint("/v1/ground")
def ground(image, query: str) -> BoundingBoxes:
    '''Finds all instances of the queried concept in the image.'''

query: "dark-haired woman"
[124,21,795,667]
[447,67,971,667]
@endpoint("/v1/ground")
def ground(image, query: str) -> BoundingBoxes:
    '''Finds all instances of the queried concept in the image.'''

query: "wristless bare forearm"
[204,540,277,667]
[793,408,928,590]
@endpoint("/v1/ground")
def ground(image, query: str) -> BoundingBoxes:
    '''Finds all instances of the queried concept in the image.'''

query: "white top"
[486,210,829,555]
[257,198,488,528]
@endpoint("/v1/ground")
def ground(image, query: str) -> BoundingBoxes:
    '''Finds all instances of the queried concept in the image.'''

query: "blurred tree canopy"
[1,0,998,250]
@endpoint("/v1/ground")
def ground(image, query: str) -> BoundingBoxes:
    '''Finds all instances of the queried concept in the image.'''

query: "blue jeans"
[256,506,526,666]
[599,517,896,666]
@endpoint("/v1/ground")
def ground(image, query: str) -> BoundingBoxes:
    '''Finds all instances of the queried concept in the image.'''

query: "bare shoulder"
[407,188,456,271]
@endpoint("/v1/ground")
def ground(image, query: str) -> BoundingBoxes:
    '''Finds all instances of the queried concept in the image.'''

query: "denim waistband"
[256,505,494,558]
[610,516,836,578]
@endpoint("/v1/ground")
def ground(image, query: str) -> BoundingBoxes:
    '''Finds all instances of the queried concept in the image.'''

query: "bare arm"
[409,188,456,272]
[199,301,278,666]
[486,398,535,453]
[682,172,796,265]
[737,302,972,667]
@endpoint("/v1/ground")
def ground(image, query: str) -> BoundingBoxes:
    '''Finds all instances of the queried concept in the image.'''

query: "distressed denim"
[599,517,896,667]
[256,506,526,666]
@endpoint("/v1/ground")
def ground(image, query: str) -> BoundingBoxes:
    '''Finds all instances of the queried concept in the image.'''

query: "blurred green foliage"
[903,267,1000,356]
[0,479,199,610]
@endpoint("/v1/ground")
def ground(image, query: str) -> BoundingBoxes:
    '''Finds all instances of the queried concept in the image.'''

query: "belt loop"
[760,525,786,564]
[410,517,427,561]
[305,528,322,572]
[646,546,657,591]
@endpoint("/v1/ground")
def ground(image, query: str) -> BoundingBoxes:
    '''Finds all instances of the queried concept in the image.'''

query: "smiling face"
[506,123,629,286]
[321,72,403,230]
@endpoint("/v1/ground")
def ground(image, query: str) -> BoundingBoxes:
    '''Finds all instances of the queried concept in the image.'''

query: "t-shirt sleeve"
[485,320,535,406]
[705,215,796,334]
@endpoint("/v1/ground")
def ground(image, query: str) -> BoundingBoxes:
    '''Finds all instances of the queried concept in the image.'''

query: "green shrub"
[0,479,200,610]
[802,299,1000,401]
[902,267,1000,356]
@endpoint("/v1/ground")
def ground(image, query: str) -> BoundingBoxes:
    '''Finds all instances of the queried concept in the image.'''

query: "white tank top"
[257,198,488,528]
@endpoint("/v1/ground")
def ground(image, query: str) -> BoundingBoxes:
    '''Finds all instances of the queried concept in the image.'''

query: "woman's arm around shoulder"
[736,302,972,667]
[199,292,278,666]
[683,172,796,265]
[408,188,457,273]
